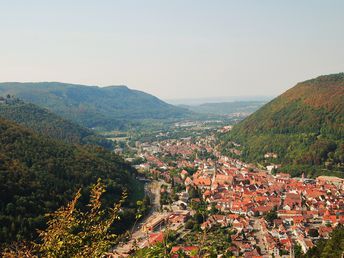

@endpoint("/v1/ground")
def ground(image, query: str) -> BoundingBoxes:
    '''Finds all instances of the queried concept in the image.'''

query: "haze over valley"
[0,1,343,257]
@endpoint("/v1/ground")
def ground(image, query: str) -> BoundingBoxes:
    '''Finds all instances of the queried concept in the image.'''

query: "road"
[252,218,268,256]
[111,180,166,257]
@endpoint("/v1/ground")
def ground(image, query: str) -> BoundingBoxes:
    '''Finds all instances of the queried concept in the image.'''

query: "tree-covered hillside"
[0,82,189,130]
[221,73,344,177]
[301,225,344,258]
[0,97,114,149]
[0,118,143,245]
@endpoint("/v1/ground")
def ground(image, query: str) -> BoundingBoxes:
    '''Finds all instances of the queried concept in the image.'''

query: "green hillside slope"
[0,118,143,244]
[0,82,189,130]
[0,97,114,149]
[221,73,344,177]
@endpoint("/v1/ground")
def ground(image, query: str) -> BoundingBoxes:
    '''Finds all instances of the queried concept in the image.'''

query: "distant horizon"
[1,1,344,99]
[2,71,343,105]
[164,95,273,106]
[0,80,274,104]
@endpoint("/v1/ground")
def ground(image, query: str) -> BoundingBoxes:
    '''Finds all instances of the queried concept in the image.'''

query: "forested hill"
[221,73,344,177]
[0,98,113,149]
[0,118,142,244]
[0,82,189,130]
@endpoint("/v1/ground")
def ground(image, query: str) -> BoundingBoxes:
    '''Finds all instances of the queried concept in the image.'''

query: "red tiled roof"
[149,232,164,245]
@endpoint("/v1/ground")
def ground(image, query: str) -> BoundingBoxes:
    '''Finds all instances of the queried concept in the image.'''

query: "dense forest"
[300,225,344,258]
[0,97,114,149]
[0,82,189,130]
[0,117,144,247]
[221,73,344,177]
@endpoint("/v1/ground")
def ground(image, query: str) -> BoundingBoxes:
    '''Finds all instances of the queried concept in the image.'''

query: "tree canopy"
[0,118,143,245]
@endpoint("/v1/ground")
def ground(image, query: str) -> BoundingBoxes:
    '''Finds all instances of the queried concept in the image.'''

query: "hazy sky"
[1,1,344,100]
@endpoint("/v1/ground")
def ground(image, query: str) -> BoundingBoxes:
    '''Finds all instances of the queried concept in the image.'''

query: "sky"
[1,1,344,100]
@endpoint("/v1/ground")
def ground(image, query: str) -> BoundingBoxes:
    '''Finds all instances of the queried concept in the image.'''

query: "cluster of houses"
[183,156,343,257]
[129,130,343,257]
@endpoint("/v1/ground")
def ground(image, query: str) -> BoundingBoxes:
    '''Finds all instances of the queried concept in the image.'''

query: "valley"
[2,1,344,257]
[0,74,343,257]
[109,120,343,257]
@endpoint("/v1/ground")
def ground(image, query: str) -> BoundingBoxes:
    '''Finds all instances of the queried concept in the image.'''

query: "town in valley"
[112,123,343,258]
[1,2,344,257]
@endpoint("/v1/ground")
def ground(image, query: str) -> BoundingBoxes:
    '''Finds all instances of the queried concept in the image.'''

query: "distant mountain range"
[222,73,344,177]
[0,82,189,130]
[180,101,267,116]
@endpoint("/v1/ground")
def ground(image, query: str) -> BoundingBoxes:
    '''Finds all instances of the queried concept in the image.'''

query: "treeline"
[0,118,142,245]
[221,73,344,177]
[0,100,114,149]
[301,225,344,258]
[0,82,189,130]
